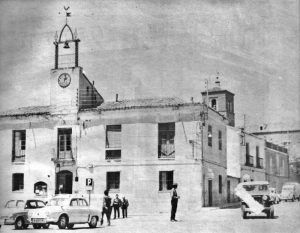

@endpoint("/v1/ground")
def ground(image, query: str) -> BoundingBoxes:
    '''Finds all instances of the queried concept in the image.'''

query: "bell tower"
[201,75,235,126]
[50,7,103,115]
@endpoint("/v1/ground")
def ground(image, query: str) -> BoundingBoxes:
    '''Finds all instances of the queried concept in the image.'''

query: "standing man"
[170,183,180,222]
[101,190,112,226]
[121,196,129,218]
[112,194,122,219]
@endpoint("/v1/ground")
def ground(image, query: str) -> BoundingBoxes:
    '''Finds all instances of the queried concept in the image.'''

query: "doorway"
[208,180,213,207]
[227,180,231,203]
[56,170,73,194]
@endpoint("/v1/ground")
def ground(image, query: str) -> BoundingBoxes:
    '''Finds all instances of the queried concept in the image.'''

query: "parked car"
[281,182,300,202]
[0,199,46,229]
[0,200,25,227]
[29,195,101,229]
[236,181,275,219]
[12,199,47,229]
[269,188,281,204]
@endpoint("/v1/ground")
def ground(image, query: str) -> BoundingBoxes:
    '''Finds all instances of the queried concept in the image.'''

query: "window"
[256,146,262,168]
[218,130,222,150]
[107,172,120,190]
[12,173,24,191]
[158,123,175,159]
[12,130,26,162]
[34,181,47,196]
[211,99,217,110]
[58,128,72,159]
[245,142,253,166]
[208,125,212,147]
[159,171,173,191]
[219,175,222,194]
[106,125,121,160]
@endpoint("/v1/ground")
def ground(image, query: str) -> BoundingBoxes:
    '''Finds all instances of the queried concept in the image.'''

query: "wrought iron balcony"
[158,143,175,159]
[12,150,26,162]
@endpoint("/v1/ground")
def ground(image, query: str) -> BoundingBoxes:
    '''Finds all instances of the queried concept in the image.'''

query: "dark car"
[12,199,47,230]
[236,181,275,219]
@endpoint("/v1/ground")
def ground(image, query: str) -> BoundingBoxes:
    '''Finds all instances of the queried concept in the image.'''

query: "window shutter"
[12,131,15,161]
[159,172,162,191]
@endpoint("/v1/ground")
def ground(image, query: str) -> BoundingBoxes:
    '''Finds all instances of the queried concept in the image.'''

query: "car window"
[70,199,78,206]
[16,200,25,208]
[47,198,68,206]
[5,200,16,208]
[243,185,256,191]
[26,201,37,208]
[78,199,88,206]
[37,201,46,207]
[258,185,268,191]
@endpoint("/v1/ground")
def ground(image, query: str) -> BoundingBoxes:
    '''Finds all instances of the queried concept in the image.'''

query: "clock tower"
[50,8,103,115]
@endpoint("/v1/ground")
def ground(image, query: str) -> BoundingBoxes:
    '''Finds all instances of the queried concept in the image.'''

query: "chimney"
[116,94,119,102]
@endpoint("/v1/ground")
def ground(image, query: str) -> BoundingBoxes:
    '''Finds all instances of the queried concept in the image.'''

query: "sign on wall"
[86,178,93,191]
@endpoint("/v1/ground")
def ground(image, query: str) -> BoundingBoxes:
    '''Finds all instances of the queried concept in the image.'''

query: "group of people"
[101,183,180,226]
[101,190,129,226]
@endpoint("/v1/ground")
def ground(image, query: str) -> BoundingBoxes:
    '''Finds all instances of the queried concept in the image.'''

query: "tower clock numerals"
[58,73,71,88]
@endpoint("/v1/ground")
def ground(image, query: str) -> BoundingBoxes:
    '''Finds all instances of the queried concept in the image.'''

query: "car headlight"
[262,195,268,201]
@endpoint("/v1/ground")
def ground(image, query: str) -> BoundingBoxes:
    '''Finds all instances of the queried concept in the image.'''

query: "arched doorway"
[56,170,73,194]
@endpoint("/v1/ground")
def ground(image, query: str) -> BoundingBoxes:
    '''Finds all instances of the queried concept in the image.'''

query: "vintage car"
[13,199,47,229]
[0,200,25,227]
[29,195,101,229]
[0,199,46,229]
[236,181,275,219]
[281,182,300,202]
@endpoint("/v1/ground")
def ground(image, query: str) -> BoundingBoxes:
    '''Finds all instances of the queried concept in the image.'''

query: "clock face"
[58,73,71,88]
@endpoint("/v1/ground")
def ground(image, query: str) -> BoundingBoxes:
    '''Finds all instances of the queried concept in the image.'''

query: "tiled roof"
[98,97,188,111]
[0,105,51,117]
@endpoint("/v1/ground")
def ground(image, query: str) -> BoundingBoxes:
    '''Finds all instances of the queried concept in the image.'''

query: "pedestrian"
[112,194,122,219]
[170,183,180,222]
[121,196,129,218]
[101,190,112,226]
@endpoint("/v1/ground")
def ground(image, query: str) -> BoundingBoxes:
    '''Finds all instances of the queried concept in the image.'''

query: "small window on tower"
[211,99,217,110]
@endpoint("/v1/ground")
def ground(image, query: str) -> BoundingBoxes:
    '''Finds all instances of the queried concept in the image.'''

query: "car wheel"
[270,208,274,219]
[42,223,50,229]
[241,205,247,219]
[33,224,42,229]
[67,224,74,229]
[89,216,98,228]
[15,217,24,230]
[58,215,68,229]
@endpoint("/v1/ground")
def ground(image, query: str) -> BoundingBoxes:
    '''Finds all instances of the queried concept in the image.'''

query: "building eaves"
[0,105,51,118]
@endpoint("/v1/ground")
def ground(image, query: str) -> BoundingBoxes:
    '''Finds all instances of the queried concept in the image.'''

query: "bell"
[63,41,70,49]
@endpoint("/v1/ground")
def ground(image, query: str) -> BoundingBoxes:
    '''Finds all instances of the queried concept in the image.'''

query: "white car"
[29,195,101,229]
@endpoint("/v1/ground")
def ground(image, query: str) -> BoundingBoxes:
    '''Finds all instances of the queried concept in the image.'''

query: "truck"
[280,182,300,202]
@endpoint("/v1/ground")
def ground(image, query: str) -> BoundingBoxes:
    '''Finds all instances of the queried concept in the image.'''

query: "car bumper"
[244,206,272,212]
[0,218,14,225]
[31,217,57,224]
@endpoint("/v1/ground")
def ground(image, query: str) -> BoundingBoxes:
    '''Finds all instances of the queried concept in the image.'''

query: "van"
[280,182,300,202]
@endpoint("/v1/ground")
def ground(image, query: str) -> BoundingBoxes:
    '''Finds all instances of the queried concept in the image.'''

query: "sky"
[0,0,299,130]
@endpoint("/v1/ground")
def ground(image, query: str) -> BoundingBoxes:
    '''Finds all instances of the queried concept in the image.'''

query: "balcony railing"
[58,150,73,160]
[12,150,26,162]
[245,155,253,166]
[257,157,264,168]
[158,143,175,159]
